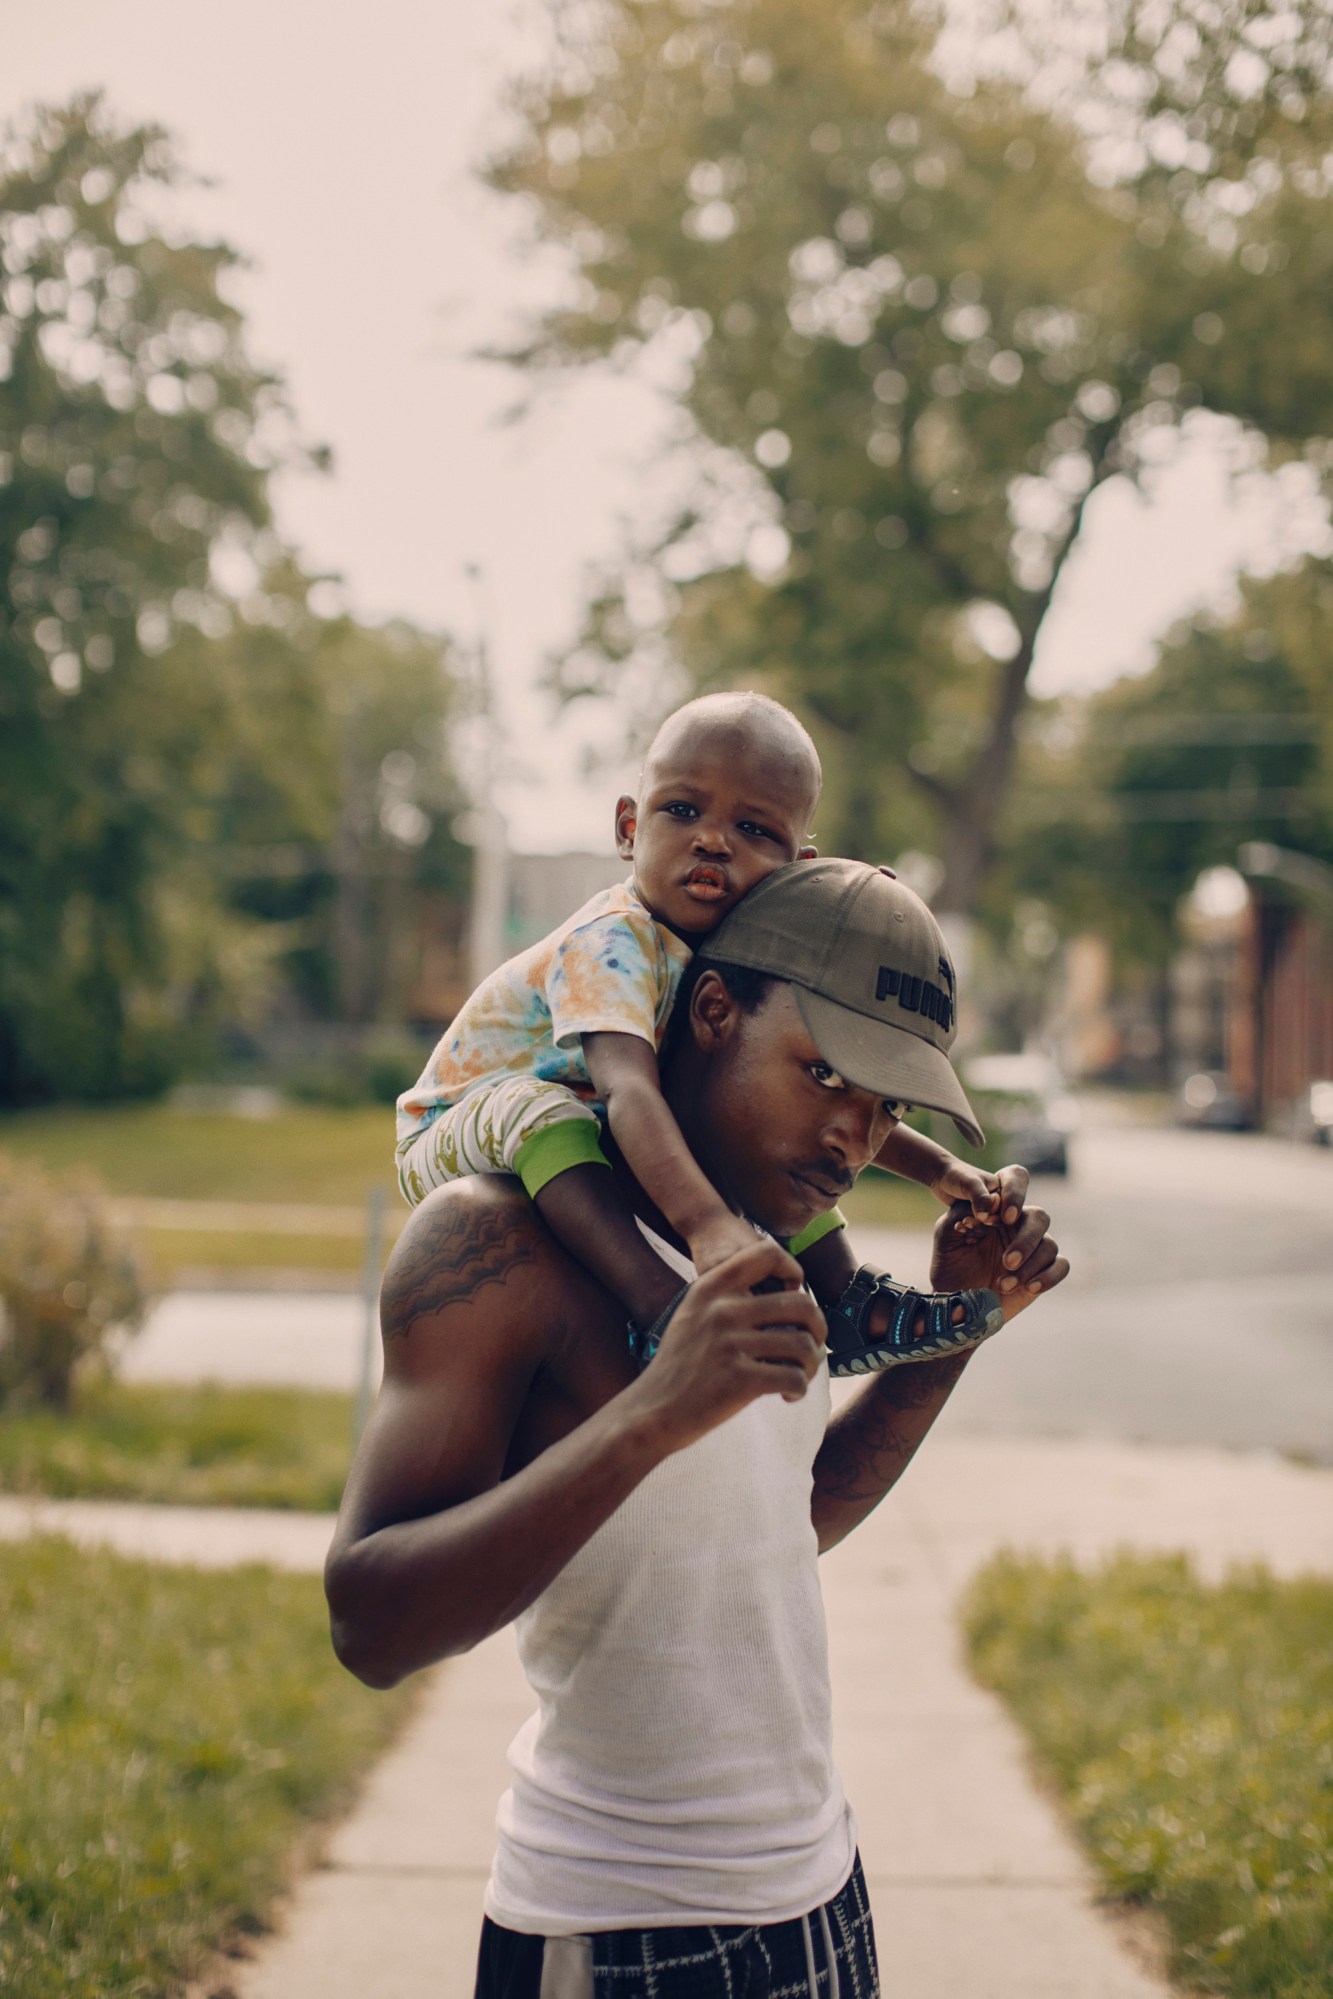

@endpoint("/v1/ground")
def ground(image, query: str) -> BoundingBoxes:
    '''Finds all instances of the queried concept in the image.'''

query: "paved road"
[123,1110,1333,1461]
[857,1111,1333,1464]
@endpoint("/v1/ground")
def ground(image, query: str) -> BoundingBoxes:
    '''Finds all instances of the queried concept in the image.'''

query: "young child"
[396,692,1001,1356]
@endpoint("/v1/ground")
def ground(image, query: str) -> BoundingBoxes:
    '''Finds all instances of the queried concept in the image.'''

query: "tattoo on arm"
[880,1354,968,1409]
[814,1403,916,1504]
[813,1354,969,1505]
[382,1204,538,1340]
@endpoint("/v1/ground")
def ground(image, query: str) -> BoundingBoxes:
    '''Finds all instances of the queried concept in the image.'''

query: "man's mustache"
[793,1162,855,1198]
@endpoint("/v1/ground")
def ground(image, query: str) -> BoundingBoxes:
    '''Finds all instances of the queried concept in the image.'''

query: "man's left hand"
[929,1164,1069,1323]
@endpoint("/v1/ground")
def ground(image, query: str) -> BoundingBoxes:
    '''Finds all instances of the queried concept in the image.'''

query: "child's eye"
[737,819,777,842]
[809,1062,847,1090]
[663,801,698,820]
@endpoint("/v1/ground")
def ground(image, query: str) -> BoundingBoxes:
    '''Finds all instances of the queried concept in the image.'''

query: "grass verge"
[0,1102,397,1207]
[964,1551,1333,1999]
[0,1536,415,1998]
[139,1227,369,1287]
[0,1382,355,1510]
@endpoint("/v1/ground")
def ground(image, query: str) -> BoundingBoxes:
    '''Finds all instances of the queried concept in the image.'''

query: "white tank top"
[484,1262,856,1934]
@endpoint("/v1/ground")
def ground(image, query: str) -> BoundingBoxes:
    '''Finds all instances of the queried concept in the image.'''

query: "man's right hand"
[627,1237,826,1454]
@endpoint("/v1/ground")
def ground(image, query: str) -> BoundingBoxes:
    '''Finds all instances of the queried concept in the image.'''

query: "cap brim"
[794,987,985,1149]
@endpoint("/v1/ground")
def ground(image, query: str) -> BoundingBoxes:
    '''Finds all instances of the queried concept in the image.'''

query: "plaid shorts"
[475,1854,879,1997]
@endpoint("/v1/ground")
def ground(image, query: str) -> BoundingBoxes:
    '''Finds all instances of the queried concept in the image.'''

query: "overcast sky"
[6,0,1326,851]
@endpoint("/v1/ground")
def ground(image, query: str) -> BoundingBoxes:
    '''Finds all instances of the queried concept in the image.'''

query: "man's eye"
[883,1099,908,1120]
[809,1063,846,1090]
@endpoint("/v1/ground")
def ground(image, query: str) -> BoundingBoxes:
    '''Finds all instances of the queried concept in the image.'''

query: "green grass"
[0,1382,356,1510]
[139,1226,375,1285]
[964,1552,1333,1999]
[0,1536,415,1998]
[0,1101,398,1206]
[840,1165,940,1230]
[1,1101,945,1227]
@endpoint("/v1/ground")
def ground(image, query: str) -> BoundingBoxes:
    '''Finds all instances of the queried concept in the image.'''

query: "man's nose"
[820,1091,887,1170]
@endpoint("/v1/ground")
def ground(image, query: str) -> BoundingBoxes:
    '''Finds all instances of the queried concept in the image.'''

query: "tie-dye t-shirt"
[396,879,694,1146]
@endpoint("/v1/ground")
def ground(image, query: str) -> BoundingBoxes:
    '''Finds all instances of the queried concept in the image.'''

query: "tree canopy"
[1013,558,1333,960]
[484,0,1333,913]
[0,98,466,1103]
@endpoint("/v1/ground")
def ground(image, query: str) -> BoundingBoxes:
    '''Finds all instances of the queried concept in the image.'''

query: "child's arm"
[582,1031,758,1272]
[874,1123,1001,1222]
[792,1123,1004,1312]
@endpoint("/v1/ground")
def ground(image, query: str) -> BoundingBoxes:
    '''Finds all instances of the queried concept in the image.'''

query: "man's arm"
[810,1169,1068,1550]
[325,1184,824,1688]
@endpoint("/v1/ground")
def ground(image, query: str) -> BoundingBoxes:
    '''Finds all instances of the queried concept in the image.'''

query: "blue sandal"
[627,1286,688,1371]
[824,1266,1003,1375]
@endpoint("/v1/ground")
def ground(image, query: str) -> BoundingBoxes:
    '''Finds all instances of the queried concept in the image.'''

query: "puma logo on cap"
[875,963,953,1033]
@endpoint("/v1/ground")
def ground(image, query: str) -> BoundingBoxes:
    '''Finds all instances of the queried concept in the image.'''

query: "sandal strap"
[824,1265,1003,1375]
[627,1284,690,1370]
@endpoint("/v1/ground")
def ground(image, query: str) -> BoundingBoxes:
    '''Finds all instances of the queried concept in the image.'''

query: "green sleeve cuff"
[787,1206,848,1256]
[514,1118,609,1199]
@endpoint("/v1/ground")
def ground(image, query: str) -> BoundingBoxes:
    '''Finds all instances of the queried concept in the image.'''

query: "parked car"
[1176,1071,1254,1131]
[959,1053,1077,1177]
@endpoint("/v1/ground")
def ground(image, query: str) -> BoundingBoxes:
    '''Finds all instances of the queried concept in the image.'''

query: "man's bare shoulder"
[380,1178,560,1350]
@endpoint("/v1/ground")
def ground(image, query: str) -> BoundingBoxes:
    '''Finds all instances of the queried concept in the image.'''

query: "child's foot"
[822,1267,1003,1375]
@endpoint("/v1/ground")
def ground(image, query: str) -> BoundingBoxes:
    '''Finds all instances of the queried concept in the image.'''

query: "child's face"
[615,718,818,939]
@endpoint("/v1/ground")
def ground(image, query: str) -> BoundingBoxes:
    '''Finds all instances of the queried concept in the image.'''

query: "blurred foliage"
[0,1153,147,1411]
[966,1550,1333,1999]
[0,98,469,1104]
[1010,558,1333,961]
[484,0,1333,914]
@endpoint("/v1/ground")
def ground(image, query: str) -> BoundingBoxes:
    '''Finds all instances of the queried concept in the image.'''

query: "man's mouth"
[683,865,731,902]
[790,1166,854,1206]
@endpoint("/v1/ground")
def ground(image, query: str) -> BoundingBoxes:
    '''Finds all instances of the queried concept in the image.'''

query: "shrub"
[0,1155,148,1410]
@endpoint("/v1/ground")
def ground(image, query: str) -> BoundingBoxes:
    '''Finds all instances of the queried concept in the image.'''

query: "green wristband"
[514,1118,609,1199]
[787,1206,848,1256]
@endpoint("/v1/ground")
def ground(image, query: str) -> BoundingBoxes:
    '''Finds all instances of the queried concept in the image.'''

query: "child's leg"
[530,1163,684,1325]
[792,1208,973,1350]
[409,1078,684,1324]
[510,1100,683,1324]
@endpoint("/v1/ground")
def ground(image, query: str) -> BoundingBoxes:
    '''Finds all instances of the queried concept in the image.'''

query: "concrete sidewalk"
[13,1438,1329,1998]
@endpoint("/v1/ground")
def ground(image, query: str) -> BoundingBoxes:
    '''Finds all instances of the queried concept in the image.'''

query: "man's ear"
[797,841,818,859]
[614,795,638,860]
[689,968,743,1052]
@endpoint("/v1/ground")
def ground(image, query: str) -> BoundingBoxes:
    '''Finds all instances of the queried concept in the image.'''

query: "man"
[326,859,1069,1997]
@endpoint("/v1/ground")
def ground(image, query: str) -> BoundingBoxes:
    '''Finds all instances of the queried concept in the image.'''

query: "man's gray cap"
[697,857,984,1148]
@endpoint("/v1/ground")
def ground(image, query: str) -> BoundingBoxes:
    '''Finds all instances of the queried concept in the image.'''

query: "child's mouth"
[683,866,730,901]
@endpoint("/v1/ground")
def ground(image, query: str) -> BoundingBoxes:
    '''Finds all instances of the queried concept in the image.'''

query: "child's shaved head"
[642,692,822,827]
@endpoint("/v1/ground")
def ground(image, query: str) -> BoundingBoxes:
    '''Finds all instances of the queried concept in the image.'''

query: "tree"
[226,605,471,1030]
[1012,559,1333,961]
[147,583,471,1044]
[0,95,316,1097]
[0,98,470,1102]
[484,0,1333,913]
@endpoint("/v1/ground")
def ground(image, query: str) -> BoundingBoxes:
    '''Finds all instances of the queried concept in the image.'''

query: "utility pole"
[464,563,510,991]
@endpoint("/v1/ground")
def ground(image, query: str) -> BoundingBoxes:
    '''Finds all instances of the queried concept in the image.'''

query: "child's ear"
[614,795,638,859]
[798,842,818,859]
